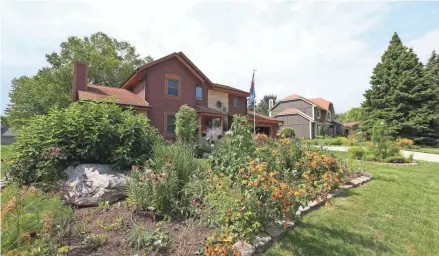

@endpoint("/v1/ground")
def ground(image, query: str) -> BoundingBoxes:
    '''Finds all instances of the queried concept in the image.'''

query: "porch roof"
[194,105,225,116]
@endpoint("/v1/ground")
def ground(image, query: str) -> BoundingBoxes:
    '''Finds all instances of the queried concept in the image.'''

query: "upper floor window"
[234,97,240,107]
[165,74,181,98]
[316,109,321,119]
[166,114,176,135]
[327,111,332,121]
[196,86,203,100]
[167,79,179,97]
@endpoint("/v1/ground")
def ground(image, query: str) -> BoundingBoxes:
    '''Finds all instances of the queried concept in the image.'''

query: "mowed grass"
[266,153,439,256]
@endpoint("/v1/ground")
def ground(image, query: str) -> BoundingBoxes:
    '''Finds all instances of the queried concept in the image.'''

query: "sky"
[1,1,439,115]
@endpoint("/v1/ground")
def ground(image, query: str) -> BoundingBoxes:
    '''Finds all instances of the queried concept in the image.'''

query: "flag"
[247,71,256,105]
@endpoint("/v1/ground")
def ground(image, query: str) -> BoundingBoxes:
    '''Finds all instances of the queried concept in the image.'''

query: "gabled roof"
[78,84,150,109]
[247,111,284,123]
[120,52,249,96]
[274,108,313,121]
[120,52,213,89]
[1,121,18,137]
[308,98,332,111]
[276,93,333,111]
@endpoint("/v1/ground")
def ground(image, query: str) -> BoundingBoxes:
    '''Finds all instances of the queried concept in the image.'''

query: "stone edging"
[232,174,373,256]
[362,161,418,166]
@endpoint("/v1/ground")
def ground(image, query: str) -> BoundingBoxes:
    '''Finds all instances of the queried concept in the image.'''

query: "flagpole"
[253,70,256,135]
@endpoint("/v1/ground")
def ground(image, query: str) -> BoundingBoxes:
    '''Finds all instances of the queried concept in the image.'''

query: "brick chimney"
[72,62,88,102]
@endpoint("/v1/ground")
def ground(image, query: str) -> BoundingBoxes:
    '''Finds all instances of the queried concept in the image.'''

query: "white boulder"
[64,164,127,206]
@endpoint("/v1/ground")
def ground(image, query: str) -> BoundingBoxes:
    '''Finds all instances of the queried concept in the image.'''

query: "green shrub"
[384,155,408,163]
[127,144,207,216]
[348,146,365,160]
[1,183,73,255]
[175,105,197,144]
[280,128,295,138]
[9,101,160,184]
[209,115,255,178]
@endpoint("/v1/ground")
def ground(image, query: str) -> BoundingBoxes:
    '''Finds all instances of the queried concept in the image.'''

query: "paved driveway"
[318,146,439,163]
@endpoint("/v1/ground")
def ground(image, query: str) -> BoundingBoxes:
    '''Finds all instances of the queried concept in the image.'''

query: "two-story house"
[72,52,282,139]
[270,94,342,139]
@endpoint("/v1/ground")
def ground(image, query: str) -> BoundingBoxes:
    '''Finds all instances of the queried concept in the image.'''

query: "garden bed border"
[233,173,374,256]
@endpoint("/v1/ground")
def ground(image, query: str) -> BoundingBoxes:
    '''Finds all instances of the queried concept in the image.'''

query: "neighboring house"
[343,122,360,137]
[72,52,282,139]
[270,94,343,139]
[1,121,18,145]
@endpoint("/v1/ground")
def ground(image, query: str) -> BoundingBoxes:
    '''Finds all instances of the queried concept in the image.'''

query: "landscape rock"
[64,164,127,206]
[349,178,363,187]
[233,241,255,256]
[339,184,353,189]
[253,233,272,254]
[264,222,286,242]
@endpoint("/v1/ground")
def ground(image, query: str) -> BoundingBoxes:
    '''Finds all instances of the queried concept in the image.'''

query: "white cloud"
[408,30,439,63]
[2,0,430,114]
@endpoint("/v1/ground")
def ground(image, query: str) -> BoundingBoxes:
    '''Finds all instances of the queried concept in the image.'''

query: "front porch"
[194,105,226,139]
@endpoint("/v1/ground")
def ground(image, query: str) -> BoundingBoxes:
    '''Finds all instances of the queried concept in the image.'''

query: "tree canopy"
[249,94,277,116]
[336,107,365,123]
[361,33,439,145]
[6,32,152,128]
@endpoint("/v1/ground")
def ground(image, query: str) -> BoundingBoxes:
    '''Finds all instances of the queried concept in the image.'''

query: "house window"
[316,109,321,119]
[166,114,176,135]
[196,86,203,100]
[327,111,331,121]
[166,79,179,97]
[234,97,240,107]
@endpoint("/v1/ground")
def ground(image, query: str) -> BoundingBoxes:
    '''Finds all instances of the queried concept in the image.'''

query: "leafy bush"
[396,138,415,149]
[348,146,366,160]
[206,130,346,244]
[384,155,408,163]
[209,115,255,178]
[9,101,160,184]
[280,128,295,138]
[302,137,349,146]
[1,183,73,255]
[254,133,269,144]
[175,105,197,144]
[127,144,206,216]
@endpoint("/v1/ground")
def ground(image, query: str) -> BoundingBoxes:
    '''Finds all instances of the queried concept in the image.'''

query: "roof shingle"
[78,84,150,108]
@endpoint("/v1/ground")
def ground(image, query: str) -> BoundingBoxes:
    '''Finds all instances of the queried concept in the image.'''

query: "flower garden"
[1,102,359,255]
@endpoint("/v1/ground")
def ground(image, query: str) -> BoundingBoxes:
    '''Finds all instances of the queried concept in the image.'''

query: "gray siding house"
[1,121,18,145]
[270,94,343,139]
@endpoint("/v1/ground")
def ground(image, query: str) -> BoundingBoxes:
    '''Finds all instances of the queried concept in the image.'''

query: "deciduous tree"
[6,32,152,128]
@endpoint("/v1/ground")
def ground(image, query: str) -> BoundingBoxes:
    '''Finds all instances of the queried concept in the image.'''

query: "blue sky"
[1,1,439,115]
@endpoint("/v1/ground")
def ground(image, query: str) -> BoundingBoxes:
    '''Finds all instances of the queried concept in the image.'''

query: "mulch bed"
[64,203,215,256]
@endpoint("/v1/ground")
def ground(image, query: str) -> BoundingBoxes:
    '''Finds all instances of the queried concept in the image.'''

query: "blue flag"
[247,71,255,105]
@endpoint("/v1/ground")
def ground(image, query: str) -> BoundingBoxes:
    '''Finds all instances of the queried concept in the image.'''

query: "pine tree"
[362,33,438,145]
[422,51,439,145]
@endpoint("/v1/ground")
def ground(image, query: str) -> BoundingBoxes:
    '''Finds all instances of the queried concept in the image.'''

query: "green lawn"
[266,153,439,256]
[1,145,13,178]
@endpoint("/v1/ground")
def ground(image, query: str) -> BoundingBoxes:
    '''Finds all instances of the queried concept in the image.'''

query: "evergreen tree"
[362,33,438,145]
[423,51,439,144]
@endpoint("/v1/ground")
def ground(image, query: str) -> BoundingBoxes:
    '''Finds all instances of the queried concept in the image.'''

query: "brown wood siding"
[271,100,313,118]
[276,115,311,139]
[228,94,247,116]
[144,57,208,138]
